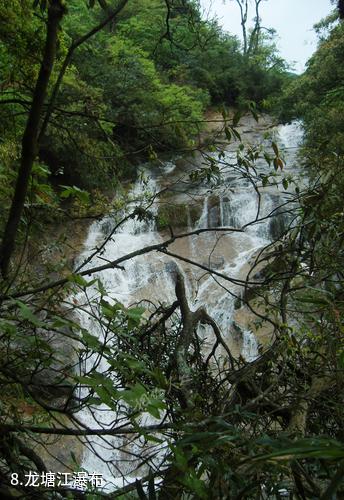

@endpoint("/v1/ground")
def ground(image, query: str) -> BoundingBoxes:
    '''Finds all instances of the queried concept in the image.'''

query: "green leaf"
[181,471,207,498]
[147,404,161,419]
[126,306,145,326]
[296,290,331,306]
[232,111,242,127]
[70,451,78,465]
[101,299,123,319]
[255,438,344,461]
[121,383,147,406]
[262,176,269,187]
[148,145,157,161]
[249,101,259,122]
[95,386,115,409]
[282,178,288,190]
[59,185,90,204]
[97,279,107,297]
[264,153,271,166]
[14,300,44,327]
[68,274,89,287]
[257,444,344,461]
[224,127,231,142]
[272,141,279,157]
[170,445,188,471]
[32,163,50,177]
[152,367,168,388]
[232,128,241,141]
[144,434,164,444]
[81,331,103,351]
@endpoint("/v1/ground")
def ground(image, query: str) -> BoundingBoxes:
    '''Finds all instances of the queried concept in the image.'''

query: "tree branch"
[0,0,65,278]
[38,0,129,142]
[0,226,243,300]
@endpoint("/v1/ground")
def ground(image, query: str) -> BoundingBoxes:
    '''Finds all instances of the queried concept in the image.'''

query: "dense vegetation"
[279,12,344,159]
[0,0,289,192]
[0,0,344,499]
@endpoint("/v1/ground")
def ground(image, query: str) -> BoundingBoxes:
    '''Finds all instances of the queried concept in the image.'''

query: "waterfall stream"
[72,119,303,490]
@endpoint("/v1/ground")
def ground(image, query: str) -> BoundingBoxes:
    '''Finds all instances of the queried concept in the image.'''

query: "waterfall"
[72,121,303,490]
[242,330,259,362]
[197,196,209,229]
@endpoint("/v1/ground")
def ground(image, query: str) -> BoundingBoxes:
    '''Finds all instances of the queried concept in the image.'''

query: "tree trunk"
[235,0,248,55]
[0,0,65,278]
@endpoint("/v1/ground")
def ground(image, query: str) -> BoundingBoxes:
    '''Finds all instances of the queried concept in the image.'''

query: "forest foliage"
[0,0,289,192]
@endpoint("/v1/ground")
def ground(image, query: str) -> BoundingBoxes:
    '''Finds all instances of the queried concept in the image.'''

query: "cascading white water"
[72,120,303,490]
[73,171,176,490]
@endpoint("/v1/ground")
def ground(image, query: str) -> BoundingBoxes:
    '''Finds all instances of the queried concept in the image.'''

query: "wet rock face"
[27,332,76,411]
[208,204,221,227]
[175,157,190,172]
[101,218,113,235]
[156,202,202,230]
[165,260,179,276]
[28,376,74,410]
[269,211,287,240]
[202,255,225,269]
[19,310,79,411]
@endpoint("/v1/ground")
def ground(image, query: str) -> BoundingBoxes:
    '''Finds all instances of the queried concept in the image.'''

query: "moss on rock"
[156,203,202,230]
